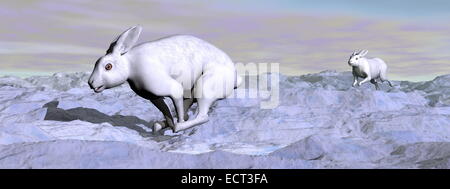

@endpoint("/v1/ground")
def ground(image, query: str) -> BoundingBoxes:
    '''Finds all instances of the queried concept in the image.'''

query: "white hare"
[88,26,242,133]
[347,50,393,90]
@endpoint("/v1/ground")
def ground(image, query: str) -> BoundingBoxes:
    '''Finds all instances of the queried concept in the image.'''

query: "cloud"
[0,41,103,55]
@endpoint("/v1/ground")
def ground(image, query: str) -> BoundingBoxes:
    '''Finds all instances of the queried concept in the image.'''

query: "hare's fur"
[88,26,241,133]
[348,50,393,90]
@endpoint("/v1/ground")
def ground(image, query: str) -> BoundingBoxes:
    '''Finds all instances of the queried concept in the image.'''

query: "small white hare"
[88,26,242,133]
[347,50,393,90]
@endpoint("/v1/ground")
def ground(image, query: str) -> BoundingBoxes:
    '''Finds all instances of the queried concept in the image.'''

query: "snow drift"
[0,70,449,168]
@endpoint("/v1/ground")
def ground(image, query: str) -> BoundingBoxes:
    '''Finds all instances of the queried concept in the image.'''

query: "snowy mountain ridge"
[0,70,449,168]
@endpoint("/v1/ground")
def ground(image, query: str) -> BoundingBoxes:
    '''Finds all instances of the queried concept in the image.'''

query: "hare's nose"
[88,79,94,89]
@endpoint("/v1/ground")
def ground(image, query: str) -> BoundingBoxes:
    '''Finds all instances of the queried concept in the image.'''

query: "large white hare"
[347,50,393,90]
[88,26,241,133]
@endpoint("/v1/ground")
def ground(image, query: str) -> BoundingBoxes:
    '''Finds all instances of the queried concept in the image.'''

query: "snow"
[0,70,449,168]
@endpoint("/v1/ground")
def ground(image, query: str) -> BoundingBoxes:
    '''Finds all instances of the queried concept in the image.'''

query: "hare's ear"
[359,50,368,56]
[107,25,142,55]
[352,51,358,56]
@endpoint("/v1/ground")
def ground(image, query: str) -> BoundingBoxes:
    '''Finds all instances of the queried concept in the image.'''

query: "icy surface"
[0,70,449,168]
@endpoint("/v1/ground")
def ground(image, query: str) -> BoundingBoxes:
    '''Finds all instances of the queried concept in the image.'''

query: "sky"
[0,0,449,81]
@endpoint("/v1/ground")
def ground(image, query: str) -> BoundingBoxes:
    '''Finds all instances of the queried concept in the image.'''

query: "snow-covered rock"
[0,70,449,168]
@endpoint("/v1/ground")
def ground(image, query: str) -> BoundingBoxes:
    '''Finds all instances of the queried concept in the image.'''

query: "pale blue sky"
[0,0,449,81]
[213,0,450,20]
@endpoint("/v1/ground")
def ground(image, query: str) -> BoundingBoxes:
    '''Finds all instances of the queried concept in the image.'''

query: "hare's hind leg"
[173,73,217,132]
[381,79,393,87]
[382,78,393,87]
[370,79,380,90]
[173,68,235,132]
[173,97,215,132]
[380,72,393,87]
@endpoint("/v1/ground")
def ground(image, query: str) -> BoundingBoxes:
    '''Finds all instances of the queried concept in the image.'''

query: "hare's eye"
[356,57,359,60]
[105,63,112,70]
